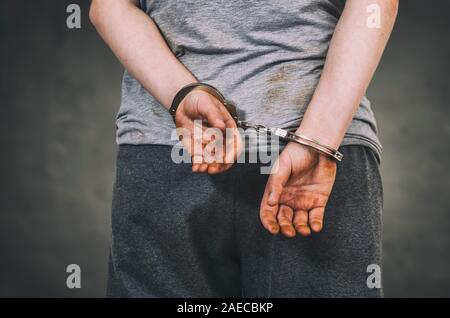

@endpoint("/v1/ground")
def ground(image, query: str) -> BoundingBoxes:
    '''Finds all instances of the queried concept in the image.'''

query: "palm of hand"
[175,90,242,174]
[260,143,337,237]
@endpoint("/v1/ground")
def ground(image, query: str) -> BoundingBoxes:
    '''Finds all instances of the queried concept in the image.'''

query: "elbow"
[89,1,98,26]
[90,0,137,27]
[388,0,399,18]
[89,0,103,27]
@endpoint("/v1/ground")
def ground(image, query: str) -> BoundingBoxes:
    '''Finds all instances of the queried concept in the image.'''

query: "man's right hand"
[175,89,243,174]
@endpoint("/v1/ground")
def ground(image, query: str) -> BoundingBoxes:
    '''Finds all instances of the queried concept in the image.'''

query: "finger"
[260,205,280,234]
[293,210,311,236]
[191,127,204,164]
[267,184,282,207]
[216,101,237,130]
[196,98,227,131]
[203,129,224,164]
[177,125,194,158]
[207,163,232,175]
[192,163,200,173]
[309,207,325,232]
[207,163,221,175]
[223,128,242,164]
[260,185,280,234]
[202,132,213,145]
[192,154,203,165]
[267,156,291,205]
[277,205,296,238]
[267,163,290,206]
[198,163,209,173]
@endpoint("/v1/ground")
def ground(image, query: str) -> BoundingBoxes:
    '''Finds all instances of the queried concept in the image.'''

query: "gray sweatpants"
[107,145,383,297]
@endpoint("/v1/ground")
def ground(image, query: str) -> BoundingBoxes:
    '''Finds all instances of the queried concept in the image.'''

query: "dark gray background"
[1,0,449,297]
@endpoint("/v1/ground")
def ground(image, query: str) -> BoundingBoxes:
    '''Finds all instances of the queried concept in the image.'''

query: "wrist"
[166,78,198,110]
[295,124,342,151]
[287,141,333,164]
[295,101,350,151]
[169,82,230,123]
[291,122,344,162]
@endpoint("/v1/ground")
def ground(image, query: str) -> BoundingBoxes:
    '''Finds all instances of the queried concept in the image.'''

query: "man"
[90,0,398,297]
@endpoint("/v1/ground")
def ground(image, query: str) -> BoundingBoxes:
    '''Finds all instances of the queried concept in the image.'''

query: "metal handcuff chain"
[170,83,343,162]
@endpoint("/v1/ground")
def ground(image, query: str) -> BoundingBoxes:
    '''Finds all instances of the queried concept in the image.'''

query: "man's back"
[117,0,381,158]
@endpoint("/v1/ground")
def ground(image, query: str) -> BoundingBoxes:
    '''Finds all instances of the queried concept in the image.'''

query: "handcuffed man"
[90,0,398,297]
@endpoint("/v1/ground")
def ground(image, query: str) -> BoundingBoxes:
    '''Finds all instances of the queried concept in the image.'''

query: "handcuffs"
[169,83,343,162]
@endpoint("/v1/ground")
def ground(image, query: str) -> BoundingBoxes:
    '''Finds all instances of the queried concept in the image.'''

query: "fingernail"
[270,223,279,234]
[281,226,296,238]
[268,192,276,206]
[297,225,311,236]
[311,222,322,232]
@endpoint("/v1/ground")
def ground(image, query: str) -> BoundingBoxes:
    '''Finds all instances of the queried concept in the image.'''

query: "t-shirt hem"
[116,133,382,164]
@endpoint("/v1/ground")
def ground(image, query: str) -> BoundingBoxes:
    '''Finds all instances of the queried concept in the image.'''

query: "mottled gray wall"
[0,0,118,297]
[0,0,449,297]
[369,2,450,297]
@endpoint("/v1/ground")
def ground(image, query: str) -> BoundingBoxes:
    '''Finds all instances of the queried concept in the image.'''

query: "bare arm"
[260,0,398,237]
[90,0,240,174]
[89,0,196,108]
[297,0,399,148]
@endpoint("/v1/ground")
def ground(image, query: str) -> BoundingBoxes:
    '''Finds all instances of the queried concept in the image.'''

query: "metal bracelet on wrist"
[169,82,238,123]
[169,82,343,162]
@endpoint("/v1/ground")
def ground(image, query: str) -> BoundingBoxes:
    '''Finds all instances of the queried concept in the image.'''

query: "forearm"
[89,0,196,109]
[297,0,398,149]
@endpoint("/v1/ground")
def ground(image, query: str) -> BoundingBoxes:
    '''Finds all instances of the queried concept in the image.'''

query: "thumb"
[182,92,227,131]
[196,97,227,131]
[267,160,290,206]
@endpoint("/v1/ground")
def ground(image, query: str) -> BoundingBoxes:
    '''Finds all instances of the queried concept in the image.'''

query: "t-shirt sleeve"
[139,0,147,12]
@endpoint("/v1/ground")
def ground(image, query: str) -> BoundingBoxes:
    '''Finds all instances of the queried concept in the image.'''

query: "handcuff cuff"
[169,83,343,162]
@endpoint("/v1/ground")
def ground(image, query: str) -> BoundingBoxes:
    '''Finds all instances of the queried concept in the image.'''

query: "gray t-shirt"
[117,0,382,160]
